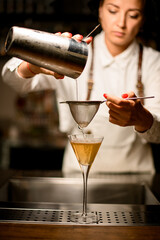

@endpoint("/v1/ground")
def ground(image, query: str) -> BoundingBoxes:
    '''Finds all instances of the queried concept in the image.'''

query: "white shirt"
[2,31,160,174]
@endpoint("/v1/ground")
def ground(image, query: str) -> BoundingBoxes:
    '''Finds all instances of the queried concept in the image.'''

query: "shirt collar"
[99,31,139,69]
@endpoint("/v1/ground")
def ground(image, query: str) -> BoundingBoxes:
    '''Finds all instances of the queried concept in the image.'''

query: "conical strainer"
[61,96,154,128]
[60,101,104,128]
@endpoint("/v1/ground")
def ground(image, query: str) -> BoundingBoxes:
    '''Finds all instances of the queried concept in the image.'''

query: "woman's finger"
[39,67,64,79]
[122,91,137,99]
[54,72,64,79]
[83,36,93,44]
[72,34,83,42]
[61,32,72,38]
[55,32,62,36]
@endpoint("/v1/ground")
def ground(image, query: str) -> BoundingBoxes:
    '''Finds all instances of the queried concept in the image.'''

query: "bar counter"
[0,169,160,240]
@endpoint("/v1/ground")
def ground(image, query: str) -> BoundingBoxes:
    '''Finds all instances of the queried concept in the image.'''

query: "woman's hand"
[104,91,153,133]
[17,61,63,79]
[18,32,92,79]
[55,32,92,44]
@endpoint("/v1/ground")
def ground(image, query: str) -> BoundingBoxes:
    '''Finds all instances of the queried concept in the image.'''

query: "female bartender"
[2,0,160,174]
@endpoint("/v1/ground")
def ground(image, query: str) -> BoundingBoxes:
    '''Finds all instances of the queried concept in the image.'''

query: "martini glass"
[68,134,103,224]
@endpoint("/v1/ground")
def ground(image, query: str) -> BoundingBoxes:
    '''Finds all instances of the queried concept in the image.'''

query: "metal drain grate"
[0,208,159,225]
[101,211,145,225]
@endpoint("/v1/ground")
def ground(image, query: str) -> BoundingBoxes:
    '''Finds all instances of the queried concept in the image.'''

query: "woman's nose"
[117,12,126,29]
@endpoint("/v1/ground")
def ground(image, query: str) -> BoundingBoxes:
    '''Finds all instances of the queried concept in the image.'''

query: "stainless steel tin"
[5,26,88,79]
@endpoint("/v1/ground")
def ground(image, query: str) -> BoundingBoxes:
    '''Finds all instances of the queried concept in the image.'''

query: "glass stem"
[82,165,90,216]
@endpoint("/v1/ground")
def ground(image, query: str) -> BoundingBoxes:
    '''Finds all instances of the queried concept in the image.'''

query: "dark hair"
[87,0,159,44]
[140,0,159,44]
[88,0,102,16]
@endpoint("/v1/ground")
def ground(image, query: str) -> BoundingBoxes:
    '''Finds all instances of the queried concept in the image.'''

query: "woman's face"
[99,0,144,53]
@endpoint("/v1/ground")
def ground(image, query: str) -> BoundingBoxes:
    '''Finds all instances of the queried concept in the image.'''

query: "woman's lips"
[113,31,125,37]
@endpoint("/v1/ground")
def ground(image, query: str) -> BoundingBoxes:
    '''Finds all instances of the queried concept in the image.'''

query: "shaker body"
[5,26,88,79]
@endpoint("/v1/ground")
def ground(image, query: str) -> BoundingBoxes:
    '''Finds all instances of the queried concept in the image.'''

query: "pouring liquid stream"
[75,79,85,135]
[76,79,79,102]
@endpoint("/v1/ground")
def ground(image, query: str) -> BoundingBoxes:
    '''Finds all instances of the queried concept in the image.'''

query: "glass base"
[70,212,99,224]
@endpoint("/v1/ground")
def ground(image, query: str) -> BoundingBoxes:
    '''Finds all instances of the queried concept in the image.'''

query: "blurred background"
[0,0,160,171]
[0,0,99,171]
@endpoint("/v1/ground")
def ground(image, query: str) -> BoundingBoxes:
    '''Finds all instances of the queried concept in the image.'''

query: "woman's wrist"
[26,62,37,75]
[135,108,153,133]
[17,62,40,78]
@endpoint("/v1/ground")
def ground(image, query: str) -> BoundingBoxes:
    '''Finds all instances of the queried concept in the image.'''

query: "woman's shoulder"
[94,31,104,43]
[143,44,160,59]
[143,44,160,67]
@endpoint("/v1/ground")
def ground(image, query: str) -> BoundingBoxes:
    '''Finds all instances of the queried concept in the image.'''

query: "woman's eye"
[130,15,138,19]
[129,13,140,19]
[108,9,117,14]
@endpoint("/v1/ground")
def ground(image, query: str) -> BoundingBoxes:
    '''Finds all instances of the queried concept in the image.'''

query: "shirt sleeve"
[2,57,78,133]
[135,114,160,143]
[134,47,160,144]
[2,57,57,94]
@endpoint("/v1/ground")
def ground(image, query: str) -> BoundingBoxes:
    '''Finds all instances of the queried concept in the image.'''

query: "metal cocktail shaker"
[4,26,88,79]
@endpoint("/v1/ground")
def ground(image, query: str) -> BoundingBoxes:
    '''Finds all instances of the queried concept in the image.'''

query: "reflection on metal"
[0,177,159,225]
[5,26,88,79]
[0,177,159,205]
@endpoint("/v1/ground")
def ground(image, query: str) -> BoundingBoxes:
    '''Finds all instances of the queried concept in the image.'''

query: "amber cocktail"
[68,134,103,224]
